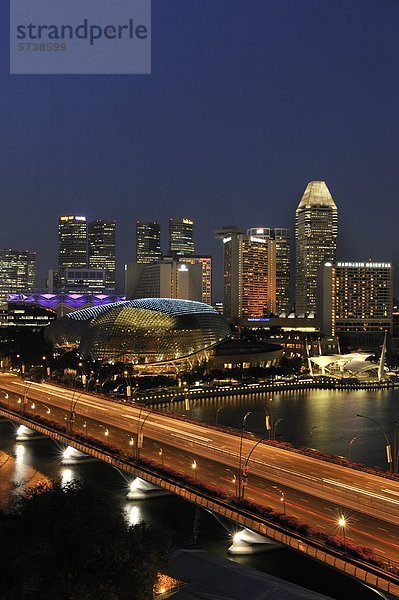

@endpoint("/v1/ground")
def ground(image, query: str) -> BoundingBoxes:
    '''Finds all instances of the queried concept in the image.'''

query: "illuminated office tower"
[88,220,116,289]
[295,181,338,316]
[320,261,392,350]
[136,221,162,264]
[58,216,87,288]
[125,257,203,303]
[215,227,275,321]
[247,227,290,314]
[178,256,212,305]
[169,218,194,256]
[0,249,36,303]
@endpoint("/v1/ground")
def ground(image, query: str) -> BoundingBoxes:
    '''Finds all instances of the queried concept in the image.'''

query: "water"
[0,407,389,600]
[164,387,399,471]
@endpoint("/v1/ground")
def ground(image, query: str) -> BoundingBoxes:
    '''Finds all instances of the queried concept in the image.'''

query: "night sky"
[1,1,399,299]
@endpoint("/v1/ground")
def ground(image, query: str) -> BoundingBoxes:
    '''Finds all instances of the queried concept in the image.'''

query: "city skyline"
[0,1,398,297]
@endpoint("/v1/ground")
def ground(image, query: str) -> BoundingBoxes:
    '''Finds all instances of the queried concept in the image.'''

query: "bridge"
[1,373,399,596]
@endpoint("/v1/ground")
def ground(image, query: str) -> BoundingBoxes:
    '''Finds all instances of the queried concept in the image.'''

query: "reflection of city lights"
[15,444,25,462]
[61,468,74,485]
[124,505,141,526]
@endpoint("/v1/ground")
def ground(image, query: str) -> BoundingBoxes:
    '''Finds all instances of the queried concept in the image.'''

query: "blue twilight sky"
[1,0,399,299]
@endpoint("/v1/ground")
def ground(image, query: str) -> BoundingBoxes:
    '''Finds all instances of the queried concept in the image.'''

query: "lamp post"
[273,418,283,441]
[129,436,135,457]
[338,514,347,548]
[264,398,273,439]
[241,435,270,500]
[159,447,164,467]
[69,391,83,434]
[238,411,252,500]
[21,381,33,416]
[83,421,88,437]
[273,486,286,515]
[348,436,357,462]
[191,459,197,481]
[215,405,224,427]
[357,413,393,472]
[136,407,152,459]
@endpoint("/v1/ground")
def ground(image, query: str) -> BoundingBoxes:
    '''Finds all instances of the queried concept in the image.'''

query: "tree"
[0,481,172,599]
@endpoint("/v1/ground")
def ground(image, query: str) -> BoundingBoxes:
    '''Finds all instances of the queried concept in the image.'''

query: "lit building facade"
[125,258,203,303]
[0,249,36,303]
[136,221,162,264]
[169,218,194,256]
[45,298,230,368]
[216,228,275,321]
[88,220,116,289]
[58,216,87,288]
[320,261,393,350]
[65,269,107,293]
[247,227,290,315]
[295,181,338,316]
[177,255,212,305]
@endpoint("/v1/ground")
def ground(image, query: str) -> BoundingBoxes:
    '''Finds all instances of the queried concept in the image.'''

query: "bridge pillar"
[61,446,96,465]
[228,528,280,555]
[15,425,46,441]
[127,478,171,500]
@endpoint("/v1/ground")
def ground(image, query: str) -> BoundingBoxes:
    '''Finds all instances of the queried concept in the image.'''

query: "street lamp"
[83,421,88,437]
[337,514,347,548]
[241,434,270,499]
[69,391,83,434]
[273,418,283,441]
[348,436,357,462]
[191,459,197,480]
[159,447,164,467]
[215,405,224,427]
[21,381,33,416]
[136,407,152,459]
[238,411,252,500]
[273,486,286,515]
[264,398,273,439]
[357,414,392,472]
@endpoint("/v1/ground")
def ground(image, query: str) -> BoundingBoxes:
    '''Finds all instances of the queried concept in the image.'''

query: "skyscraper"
[247,227,291,315]
[216,227,275,321]
[169,218,194,256]
[173,255,212,305]
[320,261,392,350]
[125,258,203,303]
[58,216,87,288]
[88,220,116,289]
[0,249,36,303]
[136,221,162,264]
[295,181,338,316]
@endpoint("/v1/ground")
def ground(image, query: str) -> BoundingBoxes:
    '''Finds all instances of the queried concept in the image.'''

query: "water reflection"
[61,468,74,486]
[164,387,399,470]
[124,503,141,526]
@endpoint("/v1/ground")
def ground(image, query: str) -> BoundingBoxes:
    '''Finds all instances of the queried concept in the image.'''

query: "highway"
[2,373,399,565]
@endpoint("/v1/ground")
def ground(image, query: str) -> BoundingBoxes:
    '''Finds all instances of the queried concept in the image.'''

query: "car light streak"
[324,479,399,506]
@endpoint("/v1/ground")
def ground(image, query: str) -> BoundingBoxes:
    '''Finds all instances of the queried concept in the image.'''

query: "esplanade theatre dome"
[45,298,231,364]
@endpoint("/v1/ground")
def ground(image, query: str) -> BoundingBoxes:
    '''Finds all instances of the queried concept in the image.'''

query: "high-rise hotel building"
[295,181,338,316]
[320,261,393,350]
[88,220,116,289]
[216,227,275,321]
[169,218,194,256]
[136,221,162,264]
[58,216,88,287]
[247,227,290,315]
[0,249,36,303]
